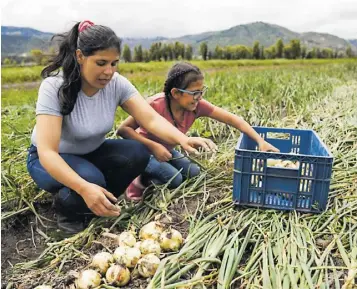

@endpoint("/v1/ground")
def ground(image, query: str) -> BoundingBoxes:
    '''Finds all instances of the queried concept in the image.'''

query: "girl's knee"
[168,173,183,189]
[188,164,201,178]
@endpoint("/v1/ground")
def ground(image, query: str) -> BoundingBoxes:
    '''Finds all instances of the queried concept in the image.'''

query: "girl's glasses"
[177,86,208,100]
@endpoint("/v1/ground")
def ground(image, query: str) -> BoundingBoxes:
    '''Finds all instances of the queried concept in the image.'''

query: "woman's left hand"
[259,140,280,152]
[180,137,218,154]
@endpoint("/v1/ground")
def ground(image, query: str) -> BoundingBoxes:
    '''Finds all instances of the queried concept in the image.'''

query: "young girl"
[117,62,278,200]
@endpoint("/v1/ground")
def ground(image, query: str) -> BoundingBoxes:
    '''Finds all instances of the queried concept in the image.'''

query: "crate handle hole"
[267,132,291,140]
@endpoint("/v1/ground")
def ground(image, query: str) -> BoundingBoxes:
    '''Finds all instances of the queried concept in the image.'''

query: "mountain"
[172,22,353,52]
[1,22,355,56]
[1,26,53,55]
[349,39,357,48]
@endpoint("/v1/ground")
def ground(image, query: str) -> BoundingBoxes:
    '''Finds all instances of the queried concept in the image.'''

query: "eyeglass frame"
[176,86,208,100]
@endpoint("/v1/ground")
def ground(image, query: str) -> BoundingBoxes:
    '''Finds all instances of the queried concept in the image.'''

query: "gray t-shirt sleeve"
[36,77,63,117]
[114,73,139,106]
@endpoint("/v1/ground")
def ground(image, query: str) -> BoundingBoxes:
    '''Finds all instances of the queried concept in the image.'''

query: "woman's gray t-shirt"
[31,72,138,155]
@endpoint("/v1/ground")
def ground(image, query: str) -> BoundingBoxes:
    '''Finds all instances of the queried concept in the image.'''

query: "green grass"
[2,58,356,84]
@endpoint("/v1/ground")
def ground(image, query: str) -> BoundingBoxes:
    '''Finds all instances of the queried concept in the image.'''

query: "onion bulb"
[91,252,114,274]
[137,253,161,278]
[75,269,101,289]
[159,228,183,251]
[118,231,136,247]
[139,239,161,256]
[113,246,141,268]
[105,264,130,286]
[139,221,164,241]
[134,241,142,251]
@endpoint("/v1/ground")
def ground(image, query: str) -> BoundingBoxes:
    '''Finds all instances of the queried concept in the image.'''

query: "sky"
[1,0,357,39]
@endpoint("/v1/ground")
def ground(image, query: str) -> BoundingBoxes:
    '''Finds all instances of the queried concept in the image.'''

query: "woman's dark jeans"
[27,139,150,220]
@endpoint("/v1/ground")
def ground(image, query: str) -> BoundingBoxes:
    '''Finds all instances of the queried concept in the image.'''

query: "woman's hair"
[163,62,204,99]
[41,21,122,115]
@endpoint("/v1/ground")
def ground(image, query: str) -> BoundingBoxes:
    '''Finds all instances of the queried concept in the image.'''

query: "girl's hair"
[163,62,203,99]
[41,21,122,115]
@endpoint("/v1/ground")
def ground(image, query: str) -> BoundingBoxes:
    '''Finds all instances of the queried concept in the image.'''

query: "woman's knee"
[76,165,106,187]
[127,141,150,169]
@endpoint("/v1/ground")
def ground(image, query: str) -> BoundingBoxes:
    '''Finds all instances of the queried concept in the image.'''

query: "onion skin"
[75,269,101,289]
[113,246,141,268]
[139,239,161,256]
[139,221,164,241]
[91,252,114,274]
[137,254,161,278]
[159,228,183,252]
[106,264,131,286]
[118,231,136,247]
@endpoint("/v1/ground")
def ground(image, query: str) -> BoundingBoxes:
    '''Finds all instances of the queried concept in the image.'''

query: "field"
[1,59,357,288]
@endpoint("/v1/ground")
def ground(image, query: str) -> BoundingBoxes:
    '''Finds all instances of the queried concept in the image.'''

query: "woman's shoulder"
[40,73,64,90]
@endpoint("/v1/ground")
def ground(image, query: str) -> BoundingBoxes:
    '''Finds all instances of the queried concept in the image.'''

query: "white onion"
[75,269,101,289]
[118,231,136,247]
[134,241,142,251]
[113,246,141,268]
[105,264,130,286]
[159,228,183,252]
[91,252,114,274]
[139,221,164,241]
[137,253,161,278]
[34,286,52,289]
[140,239,161,256]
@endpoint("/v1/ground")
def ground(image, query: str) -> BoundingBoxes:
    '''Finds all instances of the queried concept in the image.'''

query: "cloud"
[2,0,356,39]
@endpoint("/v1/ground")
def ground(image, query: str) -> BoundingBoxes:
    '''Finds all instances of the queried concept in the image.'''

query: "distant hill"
[1,22,355,57]
[349,39,357,48]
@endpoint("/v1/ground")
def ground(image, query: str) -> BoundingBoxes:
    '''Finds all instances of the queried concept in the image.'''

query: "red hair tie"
[78,20,94,33]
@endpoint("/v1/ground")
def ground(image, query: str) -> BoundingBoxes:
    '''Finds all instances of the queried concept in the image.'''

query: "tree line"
[121,38,355,62]
[2,38,355,66]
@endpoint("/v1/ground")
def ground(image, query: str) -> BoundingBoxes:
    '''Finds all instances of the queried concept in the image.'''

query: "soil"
[1,189,211,289]
[1,201,57,288]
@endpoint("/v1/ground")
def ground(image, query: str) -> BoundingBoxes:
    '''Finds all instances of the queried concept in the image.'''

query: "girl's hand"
[151,143,172,162]
[181,137,217,154]
[259,140,280,152]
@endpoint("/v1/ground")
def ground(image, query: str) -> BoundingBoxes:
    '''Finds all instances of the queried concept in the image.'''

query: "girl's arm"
[117,116,172,162]
[121,94,217,153]
[208,106,279,152]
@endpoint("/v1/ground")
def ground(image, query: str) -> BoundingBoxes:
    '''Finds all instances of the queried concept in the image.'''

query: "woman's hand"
[180,137,218,154]
[151,143,172,162]
[258,140,280,152]
[78,183,121,217]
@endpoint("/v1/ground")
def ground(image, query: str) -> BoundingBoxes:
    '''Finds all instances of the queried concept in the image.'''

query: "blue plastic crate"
[233,127,333,213]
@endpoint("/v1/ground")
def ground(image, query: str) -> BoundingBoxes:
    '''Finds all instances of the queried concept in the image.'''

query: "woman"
[27,21,215,235]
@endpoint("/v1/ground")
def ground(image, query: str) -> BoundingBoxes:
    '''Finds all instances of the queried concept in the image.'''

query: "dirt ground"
[1,188,223,289]
[1,201,56,287]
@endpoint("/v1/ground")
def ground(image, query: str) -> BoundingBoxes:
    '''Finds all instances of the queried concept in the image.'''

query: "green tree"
[134,45,143,62]
[253,41,260,59]
[275,39,284,58]
[346,45,353,58]
[30,49,43,65]
[3,58,12,65]
[199,42,208,60]
[122,45,132,62]
[184,45,193,60]
[214,45,223,59]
